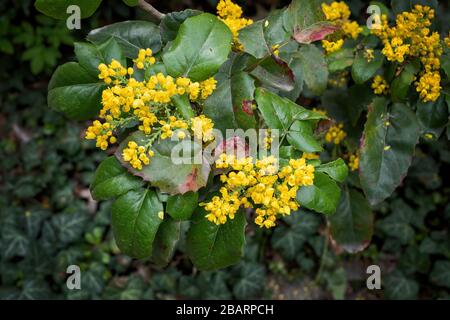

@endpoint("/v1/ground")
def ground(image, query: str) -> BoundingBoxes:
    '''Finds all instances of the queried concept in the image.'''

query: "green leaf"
[359,98,420,205]
[271,211,319,259]
[166,192,199,221]
[416,97,448,138]
[186,208,246,271]
[48,62,105,120]
[398,246,430,275]
[384,270,418,299]
[292,44,328,95]
[233,263,266,299]
[35,0,102,19]
[351,50,384,84]
[390,62,419,102]
[286,120,323,152]
[151,217,180,267]
[160,10,202,43]
[329,188,373,253]
[430,261,450,288]
[122,0,138,6]
[377,200,415,244]
[316,158,348,183]
[249,57,295,92]
[171,94,195,121]
[255,87,326,131]
[87,21,162,58]
[297,172,341,214]
[112,189,163,259]
[50,212,88,245]
[162,13,232,81]
[204,54,256,132]
[327,48,354,73]
[74,38,125,77]
[90,156,144,201]
[115,132,211,195]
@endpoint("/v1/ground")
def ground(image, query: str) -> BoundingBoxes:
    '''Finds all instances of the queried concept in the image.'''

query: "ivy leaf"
[384,270,418,299]
[186,208,246,271]
[329,188,373,253]
[359,98,420,205]
[50,212,89,245]
[112,189,163,259]
[271,211,320,260]
[315,158,348,183]
[74,38,125,78]
[255,87,326,131]
[416,96,448,139]
[296,172,341,214]
[166,192,199,221]
[18,279,51,300]
[291,44,328,95]
[232,263,266,299]
[90,156,144,201]
[1,228,29,259]
[377,200,415,244]
[35,0,102,19]
[48,62,105,120]
[115,132,211,195]
[162,13,232,81]
[430,261,450,288]
[351,50,384,84]
[204,54,256,133]
[151,217,180,267]
[160,9,202,43]
[398,246,431,275]
[87,21,162,58]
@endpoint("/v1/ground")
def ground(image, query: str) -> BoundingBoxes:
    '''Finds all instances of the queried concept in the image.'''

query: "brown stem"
[138,0,165,21]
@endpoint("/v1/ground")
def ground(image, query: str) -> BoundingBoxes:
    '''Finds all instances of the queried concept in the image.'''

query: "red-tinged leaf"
[293,22,339,44]
[242,100,254,116]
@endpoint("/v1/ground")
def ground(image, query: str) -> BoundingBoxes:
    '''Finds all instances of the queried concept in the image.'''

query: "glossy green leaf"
[115,132,210,195]
[112,189,163,259]
[287,120,323,152]
[74,38,125,77]
[87,21,162,58]
[249,57,295,92]
[162,13,232,81]
[151,217,180,267]
[186,208,246,271]
[160,9,202,43]
[390,62,419,102]
[360,98,420,205]
[48,62,105,120]
[316,158,348,183]
[329,188,373,253]
[166,192,199,221]
[292,44,328,95]
[296,172,341,214]
[90,156,144,201]
[351,50,384,84]
[416,97,448,138]
[328,48,354,73]
[35,0,102,19]
[171,94,195,121]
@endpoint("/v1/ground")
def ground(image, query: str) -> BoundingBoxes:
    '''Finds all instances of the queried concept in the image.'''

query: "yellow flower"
[342,21,362,39]
[121,140,153,170]
[347,153,359,171]
[191,115,215,142]
[322,39,344,54]
[325,123,346,145]
[216,0,253,50]
[321,1,351,21]
[416,71,441,102]
[364,49,375,62]
[372,75,389,95]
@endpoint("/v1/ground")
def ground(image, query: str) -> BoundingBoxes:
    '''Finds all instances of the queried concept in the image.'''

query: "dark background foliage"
[0,0,449,299]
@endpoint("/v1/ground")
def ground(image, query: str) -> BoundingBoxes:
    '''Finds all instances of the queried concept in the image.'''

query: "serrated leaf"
[112,189,163,259]
[162,13,232,81]
[90,156,144,201]
[160,9,203,43]
[186,208,246,271]
[48,62,105,120]
[359,98,420,205]
[329,188,373,253]
[297,172,341,214]
[87,21,162,58]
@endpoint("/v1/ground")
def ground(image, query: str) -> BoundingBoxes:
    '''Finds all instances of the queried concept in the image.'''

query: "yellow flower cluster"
[321,2,362,54]
[372,75,389,95]
[122,141,154,170]
[86,48,218,171]
[216,0,253,50]
[133,48,156,69]
[364,49,375,62]
[445,32,450,48]
[325,123,347,145]
[202,155,314,228]
[372,5,443,102]
[347,153,359,171]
